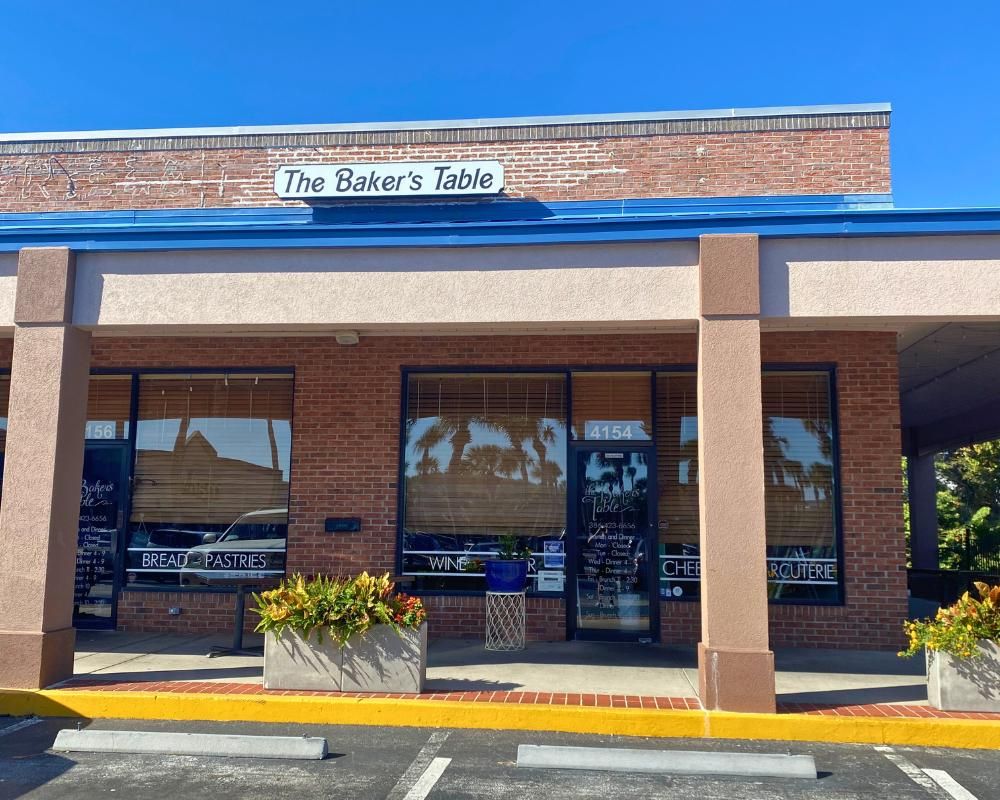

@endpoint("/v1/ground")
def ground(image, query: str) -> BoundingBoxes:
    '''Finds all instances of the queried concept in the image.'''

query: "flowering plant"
[253,571,427,646]
[899,582,1000,660]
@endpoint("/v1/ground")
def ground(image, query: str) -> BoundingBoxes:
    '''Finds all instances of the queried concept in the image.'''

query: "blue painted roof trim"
[2,193,1000,253]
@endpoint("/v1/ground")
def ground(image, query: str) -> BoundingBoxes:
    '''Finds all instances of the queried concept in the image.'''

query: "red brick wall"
[0,128,889,213]
[84,330,904,650]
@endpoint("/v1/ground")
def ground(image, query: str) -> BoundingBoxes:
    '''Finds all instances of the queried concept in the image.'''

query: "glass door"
[569,447,656,640]
[74,441,131,630]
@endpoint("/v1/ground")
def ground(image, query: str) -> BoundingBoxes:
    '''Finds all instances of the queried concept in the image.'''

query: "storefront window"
[124,373,293,590]
[402,372,567,590]
[762,371,839,602]
[655,372,701,600]
[656,369,842,604]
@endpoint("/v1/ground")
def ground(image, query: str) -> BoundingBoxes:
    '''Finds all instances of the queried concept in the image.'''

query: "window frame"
[397,366,575,596]
[397,363,844,606]
[92,366,296,596]
[760,363,845,607]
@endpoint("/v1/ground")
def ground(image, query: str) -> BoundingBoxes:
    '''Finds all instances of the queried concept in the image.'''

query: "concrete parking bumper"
[517,744,818,779]
[52,729,328,760]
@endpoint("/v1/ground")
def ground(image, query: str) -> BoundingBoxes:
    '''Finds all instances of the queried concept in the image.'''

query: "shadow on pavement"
[0,718,80,800]
[779,682,928,706]
[64,666,263,684]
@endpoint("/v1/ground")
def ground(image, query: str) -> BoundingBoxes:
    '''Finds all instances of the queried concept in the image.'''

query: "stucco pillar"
[0,247,90,689]
[696,234,776,713]
[907,451,939,570]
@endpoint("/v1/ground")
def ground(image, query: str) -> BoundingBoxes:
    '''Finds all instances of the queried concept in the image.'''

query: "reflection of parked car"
[127,526,223,584]
[179,508,288,586]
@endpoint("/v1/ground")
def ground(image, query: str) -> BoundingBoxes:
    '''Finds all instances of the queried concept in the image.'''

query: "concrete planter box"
[926,640,1000,712]
[263,624,427,693]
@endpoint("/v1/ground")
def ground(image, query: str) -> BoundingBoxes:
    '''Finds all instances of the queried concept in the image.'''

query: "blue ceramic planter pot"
[484,559,528,592]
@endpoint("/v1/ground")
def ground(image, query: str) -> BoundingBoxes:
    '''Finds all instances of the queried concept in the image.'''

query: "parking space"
[1,718,997,800]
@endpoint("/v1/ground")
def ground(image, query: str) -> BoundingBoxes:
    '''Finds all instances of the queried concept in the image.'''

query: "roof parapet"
[0,103,892,153]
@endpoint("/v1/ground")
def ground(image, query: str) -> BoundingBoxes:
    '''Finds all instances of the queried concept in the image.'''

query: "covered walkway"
[68,631,926,710]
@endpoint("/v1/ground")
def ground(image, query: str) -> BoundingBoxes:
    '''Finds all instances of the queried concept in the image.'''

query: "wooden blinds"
[571,372,652,439]
[762,371,836,549]
[653,371,837,551]
[131,374,293,526]
[87,375,133,439]
[655,373,699,546]
[404,373,567,537]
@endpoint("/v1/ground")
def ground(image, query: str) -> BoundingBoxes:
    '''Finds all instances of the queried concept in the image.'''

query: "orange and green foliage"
[253,572,427,645]
[900,582,1000,659]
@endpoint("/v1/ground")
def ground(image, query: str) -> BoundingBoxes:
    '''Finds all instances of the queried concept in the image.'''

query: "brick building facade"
[9,101,988,713]
[79,330,904,650]
[0,110,889,212]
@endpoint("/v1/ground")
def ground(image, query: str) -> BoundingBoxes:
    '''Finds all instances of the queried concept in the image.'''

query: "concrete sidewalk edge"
[1,689,998,751]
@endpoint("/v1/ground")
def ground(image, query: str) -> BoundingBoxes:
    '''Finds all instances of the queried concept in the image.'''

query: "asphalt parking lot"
[0,716,997,800]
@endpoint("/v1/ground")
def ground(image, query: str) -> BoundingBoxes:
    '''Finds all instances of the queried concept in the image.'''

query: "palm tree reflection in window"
[403,376,568,552]
[762,373,837,600]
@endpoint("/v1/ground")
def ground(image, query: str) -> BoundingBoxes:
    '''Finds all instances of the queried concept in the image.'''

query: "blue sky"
[1,1,996,207]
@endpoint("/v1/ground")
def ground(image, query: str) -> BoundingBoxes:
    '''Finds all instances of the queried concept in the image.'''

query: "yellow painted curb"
[1,689,999,750]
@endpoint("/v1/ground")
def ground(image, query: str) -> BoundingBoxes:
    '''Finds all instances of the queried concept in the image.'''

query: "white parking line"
[0,717,42,737]
[875,746,978,800]
[875,745,944,794]
[922,768,979,800]
[402,757,452,800]
[386,731,451,800]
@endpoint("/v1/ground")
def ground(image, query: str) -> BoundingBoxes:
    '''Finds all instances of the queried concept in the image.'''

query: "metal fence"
[940,527,1000,575]
[908,568,1000,606]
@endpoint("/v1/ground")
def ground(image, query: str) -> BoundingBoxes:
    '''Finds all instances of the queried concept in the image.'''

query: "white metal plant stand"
[485,590,526,651]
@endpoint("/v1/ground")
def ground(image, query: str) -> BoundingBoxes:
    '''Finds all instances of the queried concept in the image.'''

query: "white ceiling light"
[334,331,360,346]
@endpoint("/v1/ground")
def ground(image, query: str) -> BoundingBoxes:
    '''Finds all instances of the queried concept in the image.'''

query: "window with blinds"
[125,373,293,590]
[86,375,133,439]
[655,373,699,546]
[655,372,701,600]
[402,372,567,590]
[762,371,839,601]
[654,369,841,603]
[571,372,651,440]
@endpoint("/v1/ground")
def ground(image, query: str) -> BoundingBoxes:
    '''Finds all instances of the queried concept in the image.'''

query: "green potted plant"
[253,571,428,693]
[899,581,1000,711]
[462,557,485,574]
[484,535,533,592]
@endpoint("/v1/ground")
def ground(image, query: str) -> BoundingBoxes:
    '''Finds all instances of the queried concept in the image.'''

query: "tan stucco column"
[0,247,91,689]
[696,234,776,713]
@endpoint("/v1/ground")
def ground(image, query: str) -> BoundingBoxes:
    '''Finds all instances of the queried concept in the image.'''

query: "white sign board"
[583,420,647,441]
[536,570,565,593]
[274,160,504,199]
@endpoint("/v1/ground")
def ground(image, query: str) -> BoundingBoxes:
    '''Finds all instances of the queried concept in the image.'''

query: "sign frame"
[274,160,505,200]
